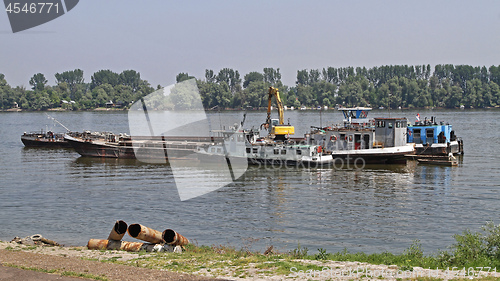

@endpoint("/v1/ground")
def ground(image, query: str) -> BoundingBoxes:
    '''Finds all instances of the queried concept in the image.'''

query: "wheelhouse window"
[377,121,386,128]
[246,147,251,153]
[413,129,421,142]
[274,149,279,155]
[426,128,434,139]
[296,149,302,155]
[252,148,258,153]
[281,149,287,155]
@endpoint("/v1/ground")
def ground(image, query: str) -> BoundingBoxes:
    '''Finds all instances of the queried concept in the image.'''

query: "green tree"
[55,69,84,99]
[120,70,142,91]
[91,70,120,89]
[263,67,281,85]
[176,72,194,83]
[29,73,47,91]
[243,71,264,88]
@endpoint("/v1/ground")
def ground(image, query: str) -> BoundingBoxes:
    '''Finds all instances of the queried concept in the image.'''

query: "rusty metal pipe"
[107,220,128,241]
[87,239,157,252]
[162,229,189,246]
[127,224,164,244]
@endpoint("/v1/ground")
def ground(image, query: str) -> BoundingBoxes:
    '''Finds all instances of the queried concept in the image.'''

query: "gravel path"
[0,247,227,281]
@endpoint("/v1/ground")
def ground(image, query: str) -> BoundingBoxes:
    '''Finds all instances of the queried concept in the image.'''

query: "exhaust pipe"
[162,229,189,246]
[127,224,164,244]
[87,239,157,252]
[107,220,128,241]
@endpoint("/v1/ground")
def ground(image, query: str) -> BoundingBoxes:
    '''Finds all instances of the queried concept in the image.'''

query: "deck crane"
[260,87,295,141]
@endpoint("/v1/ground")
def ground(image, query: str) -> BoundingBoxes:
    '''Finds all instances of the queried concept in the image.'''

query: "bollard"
[107,220,128,241]
[162,229,189,246]
[127,224,164,244]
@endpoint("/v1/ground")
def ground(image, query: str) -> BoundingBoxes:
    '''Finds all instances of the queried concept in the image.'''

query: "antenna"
[45,113,71,132]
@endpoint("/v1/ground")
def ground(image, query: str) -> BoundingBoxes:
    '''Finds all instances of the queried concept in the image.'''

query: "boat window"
[388,122,393,128]
[246,147,251,153]
[274,149,279,155]
[252,147,258,153]
[396,121,400,128]
[340,133,346,141]
[281,149,287,155]
[426,128,434,139]
[296,149,302,155]
[348,135,353,142]
[377,121,386,128]
[217,148,222,154]
[413,129,421,142]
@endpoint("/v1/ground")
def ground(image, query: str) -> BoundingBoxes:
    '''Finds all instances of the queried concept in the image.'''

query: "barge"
[21,130,72,148]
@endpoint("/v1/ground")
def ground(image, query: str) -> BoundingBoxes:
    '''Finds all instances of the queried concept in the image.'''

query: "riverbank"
[1,241,500,281]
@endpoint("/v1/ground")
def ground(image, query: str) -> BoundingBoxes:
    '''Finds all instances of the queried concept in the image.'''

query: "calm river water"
[0,109,499,254]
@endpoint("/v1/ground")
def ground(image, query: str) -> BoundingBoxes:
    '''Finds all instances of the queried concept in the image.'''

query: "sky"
[1,0,500,88]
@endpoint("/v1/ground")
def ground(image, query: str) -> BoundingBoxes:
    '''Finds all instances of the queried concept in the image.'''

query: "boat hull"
[329,145,415,164]
[65,136,136,158]
[414,140,462,155]
[21,135,72,148]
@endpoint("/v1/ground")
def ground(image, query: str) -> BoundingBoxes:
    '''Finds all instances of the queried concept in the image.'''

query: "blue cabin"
[407,116,455,145]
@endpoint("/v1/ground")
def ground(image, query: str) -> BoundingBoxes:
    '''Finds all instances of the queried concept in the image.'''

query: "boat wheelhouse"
[407,116,463,155]
[307,107,415,164]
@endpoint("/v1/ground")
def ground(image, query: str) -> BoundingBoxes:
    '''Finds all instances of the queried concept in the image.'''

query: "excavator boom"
[263,87,294,138]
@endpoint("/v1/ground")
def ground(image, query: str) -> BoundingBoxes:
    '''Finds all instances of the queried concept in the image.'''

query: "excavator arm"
[265,87,284,126]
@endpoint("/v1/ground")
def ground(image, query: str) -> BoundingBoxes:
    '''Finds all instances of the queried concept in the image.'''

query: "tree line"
[0,69,155,110]
[1,64,500,111]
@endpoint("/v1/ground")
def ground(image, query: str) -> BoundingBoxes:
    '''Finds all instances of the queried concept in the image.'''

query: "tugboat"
[307,107,415,164]
[407,115,463,156]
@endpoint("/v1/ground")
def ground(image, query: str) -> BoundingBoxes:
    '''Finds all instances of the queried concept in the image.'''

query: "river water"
[0,109,498,254]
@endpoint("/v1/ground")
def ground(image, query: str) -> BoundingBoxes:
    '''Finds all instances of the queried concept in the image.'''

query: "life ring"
[345,136,348,141]
[330,135,337,142]
[317,146,322,153]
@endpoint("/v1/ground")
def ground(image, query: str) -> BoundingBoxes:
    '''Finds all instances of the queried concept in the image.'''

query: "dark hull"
[65,137,136,158]
[21,136,72,148]
[65,136,198,160]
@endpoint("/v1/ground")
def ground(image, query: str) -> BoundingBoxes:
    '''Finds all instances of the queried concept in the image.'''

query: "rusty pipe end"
[108,220,128,241]
[114,220,128,234]
[162,229,189,246]
[127,223,142,238]
[162,229,176,244]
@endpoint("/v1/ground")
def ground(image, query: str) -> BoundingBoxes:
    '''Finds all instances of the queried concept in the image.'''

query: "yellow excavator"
[261,87,295,140]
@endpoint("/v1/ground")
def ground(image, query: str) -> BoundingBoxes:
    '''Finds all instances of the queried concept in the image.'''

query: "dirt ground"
[0,241,226,281]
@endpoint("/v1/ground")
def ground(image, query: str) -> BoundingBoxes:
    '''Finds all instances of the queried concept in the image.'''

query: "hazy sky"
[1,1,500,88]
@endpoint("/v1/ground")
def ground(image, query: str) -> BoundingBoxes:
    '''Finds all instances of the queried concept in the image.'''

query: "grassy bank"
[77,222,498,280]
[2,222,500,280]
